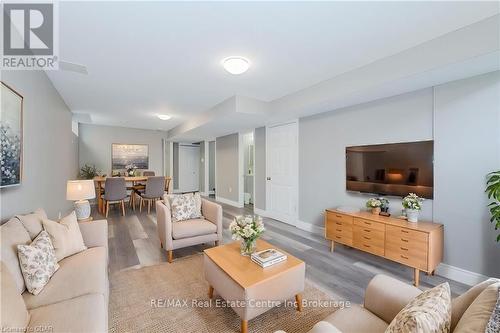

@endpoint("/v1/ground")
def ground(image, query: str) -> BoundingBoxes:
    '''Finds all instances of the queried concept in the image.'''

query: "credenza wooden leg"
[295,294,302,312]
[414,268,420,287]
[208,285,214,299]
[330,240,335,252]
[241,320,248,333]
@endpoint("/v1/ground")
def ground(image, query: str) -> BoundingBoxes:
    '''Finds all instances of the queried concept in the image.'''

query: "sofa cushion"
[453,282,500,333]
[23,247,107,309]
[323,305,388,333]
[42,211,87,261]
[451,278,499,330]
[385,282,451,333]
[17,231,60,295]
[308,321,342,333]
[16,208,47,240]
[172,218,216,239]
[1,261,29,331]
[27,293,106,333]
[0,218,31,293]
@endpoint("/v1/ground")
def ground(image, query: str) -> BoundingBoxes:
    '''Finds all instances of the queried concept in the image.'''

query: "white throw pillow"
[167,193,202,222]
[16,208,47,239]
[17,231,59,295]
[42,211,87,261]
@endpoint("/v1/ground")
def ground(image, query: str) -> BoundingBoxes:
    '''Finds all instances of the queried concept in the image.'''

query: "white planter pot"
[406,209,420,223]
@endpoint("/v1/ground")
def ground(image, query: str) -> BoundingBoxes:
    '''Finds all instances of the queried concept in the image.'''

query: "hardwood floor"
[94,198,469,304]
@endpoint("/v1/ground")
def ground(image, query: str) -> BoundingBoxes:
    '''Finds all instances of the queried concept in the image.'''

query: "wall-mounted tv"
[346,141,433,199]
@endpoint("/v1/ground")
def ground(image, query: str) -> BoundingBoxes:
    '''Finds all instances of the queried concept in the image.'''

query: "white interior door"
[179,145,200,192]
[266,121,298,225]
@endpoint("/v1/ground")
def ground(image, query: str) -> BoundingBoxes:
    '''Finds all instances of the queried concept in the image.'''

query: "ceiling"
[47,1,499,132]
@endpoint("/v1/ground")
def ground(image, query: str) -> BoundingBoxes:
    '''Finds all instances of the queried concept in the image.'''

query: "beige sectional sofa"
[305,274,499,333]
[1,215,109,333]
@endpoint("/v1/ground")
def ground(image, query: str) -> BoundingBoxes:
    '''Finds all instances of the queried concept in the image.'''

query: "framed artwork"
[1,82,23,188]
[111,144,149,171]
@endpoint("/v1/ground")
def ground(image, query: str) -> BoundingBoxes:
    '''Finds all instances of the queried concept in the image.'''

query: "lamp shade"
[66,180,96,201]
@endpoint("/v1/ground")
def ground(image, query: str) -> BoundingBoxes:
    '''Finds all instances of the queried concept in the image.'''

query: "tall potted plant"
[486,171,500,242]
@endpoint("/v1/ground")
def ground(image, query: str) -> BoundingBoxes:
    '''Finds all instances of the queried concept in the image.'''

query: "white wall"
[434,71,500,278]
[299,88,434,226]
[1,70,78,220]
[298,72,500,278]
[216,133,240,205]
[78,124,166,176]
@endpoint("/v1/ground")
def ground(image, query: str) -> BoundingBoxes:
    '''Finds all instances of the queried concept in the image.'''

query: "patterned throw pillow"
[17,231,59,295]
[385,282,451,333]
[168,193,202,222]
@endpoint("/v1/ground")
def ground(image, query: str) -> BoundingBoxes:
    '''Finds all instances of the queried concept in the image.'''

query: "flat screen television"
[346,140,433,199]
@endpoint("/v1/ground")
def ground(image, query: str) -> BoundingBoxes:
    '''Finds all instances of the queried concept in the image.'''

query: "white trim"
[435,263,490,286]
[254,208,270,218]
[295,220,325,236]
[204,140,209,195]
[252,129,256,206]
[216,196,243,208]
[200,191,209,197]
[238,132,244,207]
[209,190,215,195]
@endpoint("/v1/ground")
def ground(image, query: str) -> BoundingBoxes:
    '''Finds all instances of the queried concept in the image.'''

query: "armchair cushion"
[322,305,388,333]
[172,219,217,240]
[165,193,202,222]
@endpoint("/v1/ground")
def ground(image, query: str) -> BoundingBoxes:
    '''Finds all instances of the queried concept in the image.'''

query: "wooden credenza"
[325,209,443,286]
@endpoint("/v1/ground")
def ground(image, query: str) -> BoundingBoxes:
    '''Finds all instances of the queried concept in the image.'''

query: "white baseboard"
[209,190,215,195]
[215,196,243,208]
[296,220,324,236]
[435,263,490,286]
[253,208,270,218]
[200,192,209,197]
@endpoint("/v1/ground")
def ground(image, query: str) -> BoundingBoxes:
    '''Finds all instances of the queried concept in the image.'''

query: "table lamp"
[67,180,96,220]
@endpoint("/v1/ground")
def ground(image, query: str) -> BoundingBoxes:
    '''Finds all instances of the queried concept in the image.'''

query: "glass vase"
[240,239,257,256]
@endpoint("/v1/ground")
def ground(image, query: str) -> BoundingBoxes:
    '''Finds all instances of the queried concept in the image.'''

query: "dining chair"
[102,177,128,217]
[136,176,165,214]
[129,171,155,209]
[142,171,155,176]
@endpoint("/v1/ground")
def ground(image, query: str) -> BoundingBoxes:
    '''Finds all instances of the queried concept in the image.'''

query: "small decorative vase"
[371,207,381,215]
[240,239,257,256]
[406,209,420,223]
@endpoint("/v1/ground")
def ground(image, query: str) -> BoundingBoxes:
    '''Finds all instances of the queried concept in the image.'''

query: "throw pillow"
[42,211,87,261]
[168,193,202,222]
[16,208,47,239]
[17,231,59,295]
[385,282,451,333]
[454,282,500,333]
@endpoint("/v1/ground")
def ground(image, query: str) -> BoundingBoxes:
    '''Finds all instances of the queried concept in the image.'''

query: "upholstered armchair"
[156,198,223,263]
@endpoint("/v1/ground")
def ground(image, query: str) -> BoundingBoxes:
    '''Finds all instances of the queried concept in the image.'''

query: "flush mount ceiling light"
[157,114,171,120]
[222,56,250,75]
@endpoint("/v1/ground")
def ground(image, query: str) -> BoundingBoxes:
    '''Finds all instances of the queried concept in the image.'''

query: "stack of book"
[251,248,287,268]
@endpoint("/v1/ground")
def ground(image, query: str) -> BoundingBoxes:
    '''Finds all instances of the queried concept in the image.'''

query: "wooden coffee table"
[203,239,305,333]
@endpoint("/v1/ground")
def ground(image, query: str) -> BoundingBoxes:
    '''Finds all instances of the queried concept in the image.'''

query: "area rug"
[109,254,339,333]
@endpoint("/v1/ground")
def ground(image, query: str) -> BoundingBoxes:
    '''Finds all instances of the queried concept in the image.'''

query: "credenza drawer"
[354,218,385,232]
[353,225,384,256]
[386,225,428,243]
[332,233,353,246]
[327,211,353,225]
[385,243,427,270]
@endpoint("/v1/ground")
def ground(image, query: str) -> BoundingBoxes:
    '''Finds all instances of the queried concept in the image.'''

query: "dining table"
[93,176,171,214]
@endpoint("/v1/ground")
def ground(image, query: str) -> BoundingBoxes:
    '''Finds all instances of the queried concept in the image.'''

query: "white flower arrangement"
[125,164,137,176]
[366,198,382,208]
[229,215,265,241]
[402,193,424,211]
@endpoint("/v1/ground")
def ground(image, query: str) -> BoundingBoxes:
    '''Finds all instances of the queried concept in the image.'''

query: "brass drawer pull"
[335,215,342,218]
[401,230,409,234]
[364,221,371,225]
[336,229,342,232]
[401,255,409,259]
[335,236,341,239]
[335,222,342,225]
[364,229,371,233]
[400,247,409,251]
[363,236,371,240]
[401,238,409,242]
[364,244,371,248]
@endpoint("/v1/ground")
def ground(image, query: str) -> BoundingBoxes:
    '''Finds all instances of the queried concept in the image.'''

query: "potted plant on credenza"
[486,170,500,242]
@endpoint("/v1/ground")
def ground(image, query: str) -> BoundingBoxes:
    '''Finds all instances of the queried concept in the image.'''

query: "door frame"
[265,119,299,226]
[178,143,200,192]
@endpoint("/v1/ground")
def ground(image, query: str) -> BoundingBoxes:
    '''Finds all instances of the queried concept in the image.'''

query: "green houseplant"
[78,164,101,180]
[486,170,500,242]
